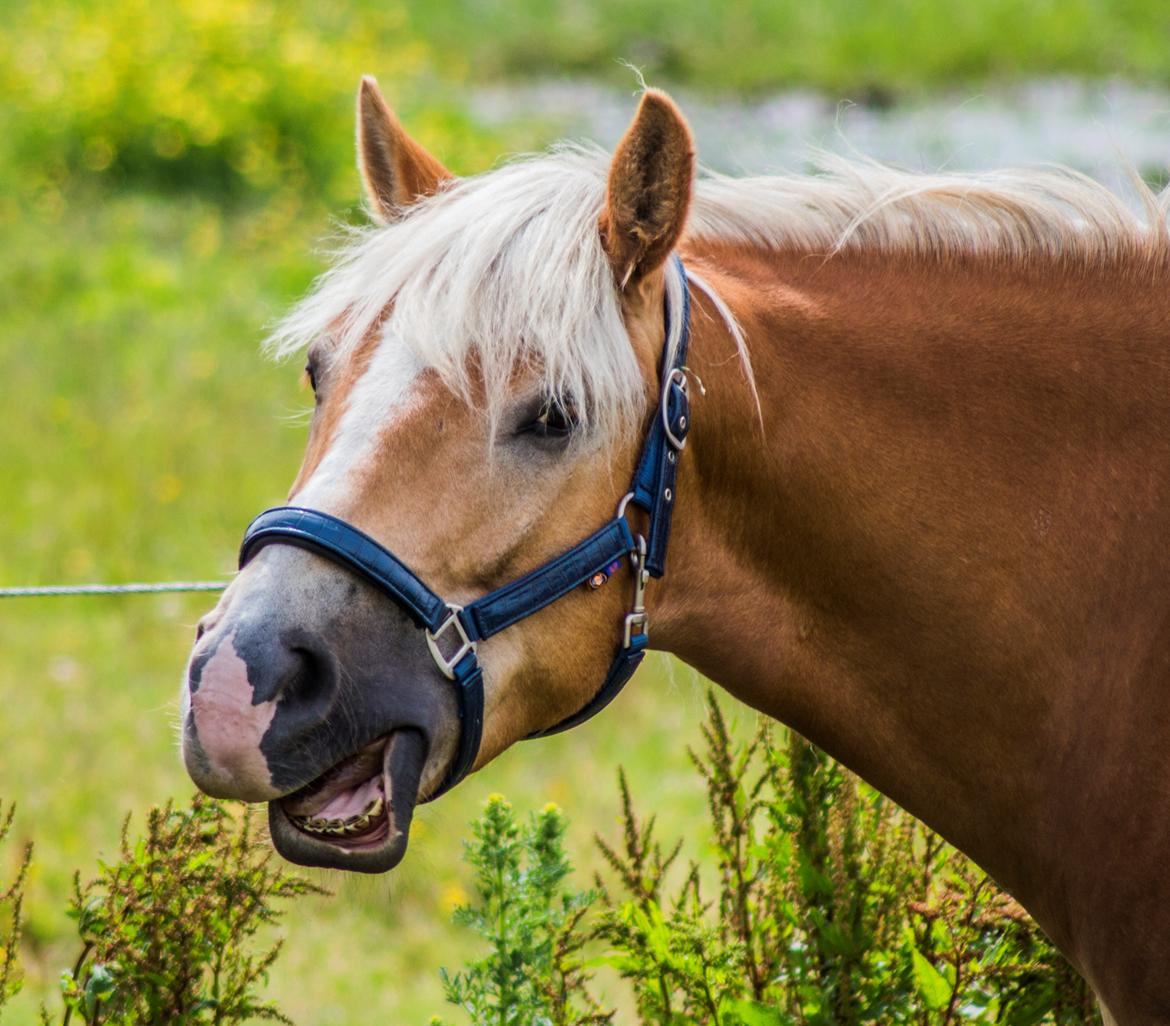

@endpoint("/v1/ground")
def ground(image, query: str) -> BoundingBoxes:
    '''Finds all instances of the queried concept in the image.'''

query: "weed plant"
[0,802,33,1015]
[52,795,323,1026]
[0,795,319,1026]
[439,695,1100,1026]
[432,796,610,1026]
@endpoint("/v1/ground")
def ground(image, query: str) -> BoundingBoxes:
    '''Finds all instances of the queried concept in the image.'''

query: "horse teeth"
[294,800,385,836]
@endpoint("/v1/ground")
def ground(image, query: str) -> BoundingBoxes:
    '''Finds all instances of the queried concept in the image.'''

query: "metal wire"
[0,581,227,598]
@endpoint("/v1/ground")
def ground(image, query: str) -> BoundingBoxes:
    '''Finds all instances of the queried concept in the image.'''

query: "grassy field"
[2,0,1167,1022]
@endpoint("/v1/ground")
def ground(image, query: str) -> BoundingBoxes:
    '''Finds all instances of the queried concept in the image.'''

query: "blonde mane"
[269,146,1170,436]
[687,153,1169,265]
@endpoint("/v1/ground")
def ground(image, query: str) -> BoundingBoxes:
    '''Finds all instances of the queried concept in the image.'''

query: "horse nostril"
[241,642,333,732]
[285,646,319,703]
[256,640,337,715]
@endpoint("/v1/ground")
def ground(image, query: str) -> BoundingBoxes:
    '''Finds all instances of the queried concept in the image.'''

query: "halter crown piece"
[238,254,694,799]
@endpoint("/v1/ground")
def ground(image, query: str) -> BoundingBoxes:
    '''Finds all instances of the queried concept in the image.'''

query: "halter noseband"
[238,254,694,799]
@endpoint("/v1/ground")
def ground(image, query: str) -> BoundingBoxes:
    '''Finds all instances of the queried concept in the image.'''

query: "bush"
[438,695,1100,1025]
[53,795,323,1025]
[432,795,610,1026]
[0,0,500,205]
[0,794,319,1026]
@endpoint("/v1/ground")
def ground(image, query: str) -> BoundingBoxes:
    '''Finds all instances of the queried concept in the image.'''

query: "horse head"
[181,79,697,872]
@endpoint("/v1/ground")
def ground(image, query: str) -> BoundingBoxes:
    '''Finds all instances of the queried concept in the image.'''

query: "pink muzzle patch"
[187,635,281,800]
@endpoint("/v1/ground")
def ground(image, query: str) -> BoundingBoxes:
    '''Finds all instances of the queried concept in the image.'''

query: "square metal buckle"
[623,610,648,648]
[426,604,477,679]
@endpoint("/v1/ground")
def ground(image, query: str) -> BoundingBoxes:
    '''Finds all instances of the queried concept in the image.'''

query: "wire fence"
[0,582,227,598]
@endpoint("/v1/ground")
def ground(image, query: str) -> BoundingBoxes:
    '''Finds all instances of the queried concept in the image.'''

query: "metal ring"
[661,367,689,451]
[615,491,636,520]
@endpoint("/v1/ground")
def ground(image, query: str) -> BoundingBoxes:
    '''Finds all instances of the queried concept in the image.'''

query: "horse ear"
[357,76,452,221]
[601,90,695,289]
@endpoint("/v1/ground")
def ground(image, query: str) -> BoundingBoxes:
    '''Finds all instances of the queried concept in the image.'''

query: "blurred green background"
[2,1,1168,1021]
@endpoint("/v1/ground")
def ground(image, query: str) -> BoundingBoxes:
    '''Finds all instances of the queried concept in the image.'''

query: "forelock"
[268,146,645,441]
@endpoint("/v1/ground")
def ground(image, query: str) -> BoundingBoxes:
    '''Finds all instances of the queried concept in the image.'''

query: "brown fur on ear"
[357,76,452,221]
[601,90,695,288]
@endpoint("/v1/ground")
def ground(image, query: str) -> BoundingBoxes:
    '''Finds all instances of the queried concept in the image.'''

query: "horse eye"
[304,360,319,396]
[526,398,578,439]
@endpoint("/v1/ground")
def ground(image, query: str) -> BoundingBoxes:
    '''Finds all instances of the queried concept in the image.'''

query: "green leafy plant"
[0,800,33,1018]
[433,795,611,1026]
[51,794,323,1026]
[439,696,1100,1026]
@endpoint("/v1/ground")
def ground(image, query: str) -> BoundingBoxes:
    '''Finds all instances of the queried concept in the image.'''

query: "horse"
[181,78,1170,1024]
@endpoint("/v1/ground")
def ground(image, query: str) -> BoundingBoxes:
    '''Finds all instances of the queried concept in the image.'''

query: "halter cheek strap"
[238,254,694,799]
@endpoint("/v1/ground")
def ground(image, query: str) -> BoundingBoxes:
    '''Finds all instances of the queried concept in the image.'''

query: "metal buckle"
[623,535,650,648]
[426,604,477,680]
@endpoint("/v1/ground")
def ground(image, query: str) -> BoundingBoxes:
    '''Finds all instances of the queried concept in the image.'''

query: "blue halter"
[238,255,694,799]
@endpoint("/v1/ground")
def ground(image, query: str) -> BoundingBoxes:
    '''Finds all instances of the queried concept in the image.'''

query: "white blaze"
[293,327,424,509]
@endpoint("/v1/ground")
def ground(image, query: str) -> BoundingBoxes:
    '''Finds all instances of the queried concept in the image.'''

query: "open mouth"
[268,729,427,873]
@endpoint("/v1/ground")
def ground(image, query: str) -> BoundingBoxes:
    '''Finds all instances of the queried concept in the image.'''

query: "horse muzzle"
[180,545,454,870]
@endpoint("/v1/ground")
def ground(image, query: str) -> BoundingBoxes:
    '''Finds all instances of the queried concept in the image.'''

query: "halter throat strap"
[238,254,694,798]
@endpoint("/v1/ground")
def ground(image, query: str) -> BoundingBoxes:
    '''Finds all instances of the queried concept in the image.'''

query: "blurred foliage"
[4,0,1169,209]
[0,0,508,207]
[440,696,1100,1025]
[411,0,1170,95]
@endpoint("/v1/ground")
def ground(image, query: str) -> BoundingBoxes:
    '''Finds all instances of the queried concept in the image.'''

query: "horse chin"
[267,729,427,874]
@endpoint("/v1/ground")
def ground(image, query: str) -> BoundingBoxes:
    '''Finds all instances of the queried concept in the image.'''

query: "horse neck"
[655,238,1170,970]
